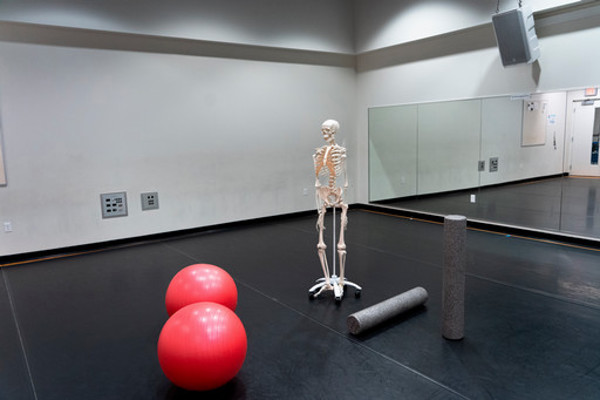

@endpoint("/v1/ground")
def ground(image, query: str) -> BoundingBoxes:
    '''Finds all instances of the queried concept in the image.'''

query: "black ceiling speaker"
[492,6,540,67]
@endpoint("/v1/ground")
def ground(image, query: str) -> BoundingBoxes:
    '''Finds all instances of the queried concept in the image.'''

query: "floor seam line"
[289,224,600,312]
[166,224,600,316]
[236,278,472,400]
[160,242,203,262]
[1,269,39,400]
[467,272,600,311]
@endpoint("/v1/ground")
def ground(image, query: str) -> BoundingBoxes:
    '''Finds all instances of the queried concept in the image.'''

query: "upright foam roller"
[442,215,466,340]
[347,287,428,335]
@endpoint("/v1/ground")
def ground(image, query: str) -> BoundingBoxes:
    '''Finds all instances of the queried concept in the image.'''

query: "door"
[570,100,600,177]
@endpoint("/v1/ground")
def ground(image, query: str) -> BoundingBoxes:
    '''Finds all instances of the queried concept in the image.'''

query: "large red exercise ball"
[165,264,237,316]
[157,302,248,391]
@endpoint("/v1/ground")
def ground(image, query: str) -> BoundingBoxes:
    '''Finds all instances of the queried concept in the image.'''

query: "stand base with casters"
[308,274,362,302]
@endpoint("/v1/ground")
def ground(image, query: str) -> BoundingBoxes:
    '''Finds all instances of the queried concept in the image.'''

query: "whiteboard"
[522,100,548,146]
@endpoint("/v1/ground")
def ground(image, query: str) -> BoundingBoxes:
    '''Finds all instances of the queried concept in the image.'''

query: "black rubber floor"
[1,210,599,399]
[379,176,600,239]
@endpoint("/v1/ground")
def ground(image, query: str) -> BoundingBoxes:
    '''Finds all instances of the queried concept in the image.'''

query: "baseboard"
[0,210,316,267]
[372,173,567,205]
[357,203,600,250]
[3,202,597,267]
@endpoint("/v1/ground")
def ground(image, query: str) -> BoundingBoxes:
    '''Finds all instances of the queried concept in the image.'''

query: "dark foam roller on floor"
[347,287,428,335]
[442,215,466,340]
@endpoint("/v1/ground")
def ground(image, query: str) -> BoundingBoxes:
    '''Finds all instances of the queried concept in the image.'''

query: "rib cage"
[314,144,346,188]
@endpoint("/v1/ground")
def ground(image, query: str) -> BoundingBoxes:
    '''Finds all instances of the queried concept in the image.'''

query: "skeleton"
[308,119,361,301]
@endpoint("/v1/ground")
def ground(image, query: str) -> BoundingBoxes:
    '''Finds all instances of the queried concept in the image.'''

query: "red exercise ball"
[157,302,248,391]
[165,264,237,316]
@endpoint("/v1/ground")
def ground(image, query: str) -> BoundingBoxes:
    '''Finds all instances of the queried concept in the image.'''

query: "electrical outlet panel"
[489,157,499,172]
[101,192,128,218]
[141,192,159,211]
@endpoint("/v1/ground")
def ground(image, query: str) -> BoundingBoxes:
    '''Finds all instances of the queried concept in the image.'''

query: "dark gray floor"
[1,210,599,399]
[377,176,600,239]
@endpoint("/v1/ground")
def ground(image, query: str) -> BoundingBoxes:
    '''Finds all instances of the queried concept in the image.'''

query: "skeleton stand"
[308,206,362,302]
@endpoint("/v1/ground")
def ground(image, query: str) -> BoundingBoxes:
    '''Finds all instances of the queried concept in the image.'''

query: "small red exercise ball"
[165,264,237,316]
[157,302,248,391]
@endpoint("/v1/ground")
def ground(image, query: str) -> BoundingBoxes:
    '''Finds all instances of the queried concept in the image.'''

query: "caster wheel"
[308,291,316,299]
[355,290,361,298]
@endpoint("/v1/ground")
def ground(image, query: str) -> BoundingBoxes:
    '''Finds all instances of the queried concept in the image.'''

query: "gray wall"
[354,0,582,52]
[0,0,354,53]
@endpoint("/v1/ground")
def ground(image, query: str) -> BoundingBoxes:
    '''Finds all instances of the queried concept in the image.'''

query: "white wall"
[2,0,600,255]
[355,1,600,203]
[0,1,356,256]
[0,41,355,255]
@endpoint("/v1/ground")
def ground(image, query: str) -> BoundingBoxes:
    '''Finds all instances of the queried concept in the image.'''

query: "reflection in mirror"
[0,122,6,186]
[590,107,599,166]
[369,90,600,240]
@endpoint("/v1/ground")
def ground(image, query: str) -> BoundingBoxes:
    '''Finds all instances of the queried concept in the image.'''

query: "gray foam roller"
[347,287,428,335]
[442,215,466,340]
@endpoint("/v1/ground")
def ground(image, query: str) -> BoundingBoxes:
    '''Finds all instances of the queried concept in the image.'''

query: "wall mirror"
[368,88,600,240]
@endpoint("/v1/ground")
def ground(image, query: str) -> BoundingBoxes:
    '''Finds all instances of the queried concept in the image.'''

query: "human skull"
[321,119,339,143]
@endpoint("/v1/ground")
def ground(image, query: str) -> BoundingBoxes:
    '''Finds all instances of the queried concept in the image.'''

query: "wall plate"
[101,192,128,218]
[489,157,499,172]
[141,192,159,211]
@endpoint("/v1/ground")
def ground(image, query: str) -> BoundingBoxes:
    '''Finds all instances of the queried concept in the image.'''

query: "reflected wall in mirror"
[369,89,600,239]
[0,122,6,186]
